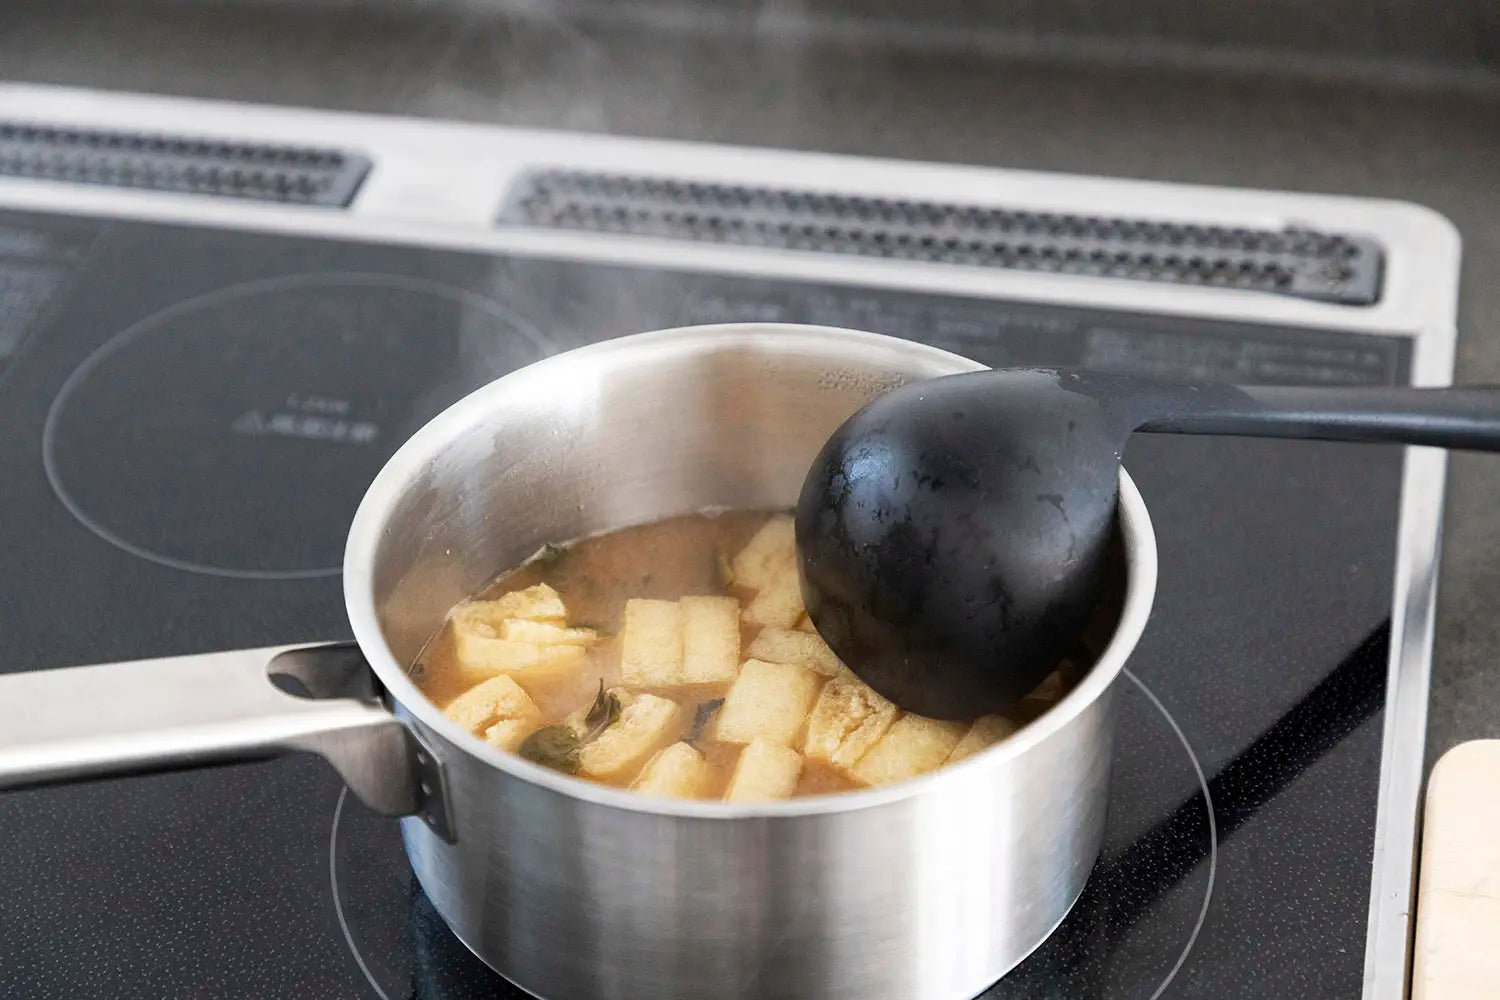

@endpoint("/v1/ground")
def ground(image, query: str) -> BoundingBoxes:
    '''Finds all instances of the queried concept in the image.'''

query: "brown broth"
[412,509,1056,801]
[415,511,857,797]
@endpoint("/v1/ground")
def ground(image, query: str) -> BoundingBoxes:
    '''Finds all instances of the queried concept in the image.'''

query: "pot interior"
[363,325,989,672]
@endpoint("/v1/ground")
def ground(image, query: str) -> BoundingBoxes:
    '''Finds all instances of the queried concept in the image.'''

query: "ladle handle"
[1134,383,1500,451]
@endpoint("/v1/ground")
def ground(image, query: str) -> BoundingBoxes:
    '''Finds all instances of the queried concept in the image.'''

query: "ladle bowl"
[798,368,1500,719]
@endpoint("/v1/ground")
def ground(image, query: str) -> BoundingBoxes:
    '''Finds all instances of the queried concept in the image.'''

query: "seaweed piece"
[690,699,724,743]
[518,725,583,774]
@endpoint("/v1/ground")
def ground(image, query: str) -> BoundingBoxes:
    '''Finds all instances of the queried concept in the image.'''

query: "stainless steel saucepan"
[0,324,1157,1000]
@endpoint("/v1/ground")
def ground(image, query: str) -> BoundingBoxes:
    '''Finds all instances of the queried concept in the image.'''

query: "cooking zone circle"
[328,670,1216,999]
[42,273,550,579]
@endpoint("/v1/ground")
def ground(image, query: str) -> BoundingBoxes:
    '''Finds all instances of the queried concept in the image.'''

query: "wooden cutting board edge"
[1411,739,1500,1000]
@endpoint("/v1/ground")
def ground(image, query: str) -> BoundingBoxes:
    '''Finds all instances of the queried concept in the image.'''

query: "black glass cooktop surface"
[0,210,1410,1000]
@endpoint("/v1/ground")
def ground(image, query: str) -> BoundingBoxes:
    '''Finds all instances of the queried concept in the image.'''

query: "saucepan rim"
[343,323,1158,820]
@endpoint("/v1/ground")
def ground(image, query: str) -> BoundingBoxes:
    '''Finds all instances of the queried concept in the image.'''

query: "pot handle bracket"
[0,642,456,842]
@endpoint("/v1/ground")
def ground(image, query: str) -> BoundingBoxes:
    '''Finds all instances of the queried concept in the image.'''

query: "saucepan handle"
[0,642,454,840]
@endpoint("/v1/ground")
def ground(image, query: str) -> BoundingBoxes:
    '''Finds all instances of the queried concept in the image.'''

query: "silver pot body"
[344,324,1159,1000]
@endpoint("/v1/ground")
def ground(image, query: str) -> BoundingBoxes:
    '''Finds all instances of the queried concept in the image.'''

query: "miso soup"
[412,512,1077,800]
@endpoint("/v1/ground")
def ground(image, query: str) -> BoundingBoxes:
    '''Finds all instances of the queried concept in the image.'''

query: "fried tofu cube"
[578,691,685,781]
[851,715,968,787]
[619,599,684,688]
[680,596,740,690]
[731,516,796,591]
[631,742,712,798]
[713,658,823,746]
[1016,670,1069,722]
[742,563,806,628]
[449,601,507,637]
[497,619,599,646]
[442,675,541,748]
[946,714,1020,764]
[1059,657,1090,687]
[483,717,539,753]
[483,583,568,622]
[448,610,589,687]
[1029,671,1066,702]
[724,739,804,802]
[802,675,898,770]
[747,627,847,677]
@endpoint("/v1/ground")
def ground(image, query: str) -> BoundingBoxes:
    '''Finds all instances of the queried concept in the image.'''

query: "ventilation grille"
[0,122,371,208]
[501,169,1383,305]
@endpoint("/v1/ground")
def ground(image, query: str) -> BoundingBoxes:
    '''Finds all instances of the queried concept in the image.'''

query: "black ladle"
[795,369,1500,720]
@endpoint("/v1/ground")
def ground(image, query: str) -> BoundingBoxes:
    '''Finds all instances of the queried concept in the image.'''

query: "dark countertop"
[4,4,1499,764]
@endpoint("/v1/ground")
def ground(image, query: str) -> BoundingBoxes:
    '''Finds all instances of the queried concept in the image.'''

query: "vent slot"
[501,169,1382,305]
[0,122,370,208]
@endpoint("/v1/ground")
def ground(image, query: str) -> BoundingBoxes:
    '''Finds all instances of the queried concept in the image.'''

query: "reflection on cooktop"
[43,273,549,578]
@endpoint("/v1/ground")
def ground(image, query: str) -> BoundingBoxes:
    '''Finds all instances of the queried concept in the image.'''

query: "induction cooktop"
[0,85,1459,1000]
